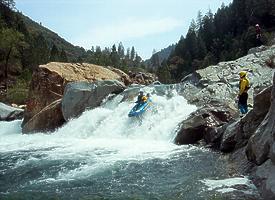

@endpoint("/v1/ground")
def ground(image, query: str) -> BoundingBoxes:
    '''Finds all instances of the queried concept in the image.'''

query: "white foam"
[201,177,257,194]
[0,90,198,181]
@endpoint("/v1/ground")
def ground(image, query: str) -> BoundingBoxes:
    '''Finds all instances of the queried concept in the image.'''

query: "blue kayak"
[128,99,151,117]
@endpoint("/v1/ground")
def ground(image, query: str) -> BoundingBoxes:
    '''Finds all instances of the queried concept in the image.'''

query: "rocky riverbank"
[175,45,275,199]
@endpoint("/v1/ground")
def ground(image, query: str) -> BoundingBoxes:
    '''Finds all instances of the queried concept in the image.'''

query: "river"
[0,89,259,199]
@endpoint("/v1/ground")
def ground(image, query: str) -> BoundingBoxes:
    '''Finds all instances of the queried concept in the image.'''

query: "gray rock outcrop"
[181,45,275,106]
[174,102,237,146]
[228,72,275,199]
[246,74,275,166]
[62,80,125,121]
[220,85,272,152]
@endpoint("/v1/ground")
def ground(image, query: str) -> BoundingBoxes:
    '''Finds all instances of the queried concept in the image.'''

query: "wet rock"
[219,85,272,153]
[204,124,227,148]
[229,147,255,175]
[62,80,125,121]
[22,99,65,134]
[220,120,241,152]
[0,102,24,121]
[246,74,275,165]
[253,160,275,200]
[174,115,206,144]
[174,102,237,145]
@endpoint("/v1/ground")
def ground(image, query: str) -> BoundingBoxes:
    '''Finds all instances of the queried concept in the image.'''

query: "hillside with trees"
[154,0,275,83]
[145,44,175,70]
[0,0,144,104]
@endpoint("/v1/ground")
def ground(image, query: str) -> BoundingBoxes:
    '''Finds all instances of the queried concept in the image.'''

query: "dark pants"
[238,93,248,114]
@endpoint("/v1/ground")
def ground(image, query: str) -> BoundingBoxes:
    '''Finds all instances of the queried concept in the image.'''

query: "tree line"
[0,0,144,103]
[153,0,275,83]
[79,43,144,72]
[0,0,144,89]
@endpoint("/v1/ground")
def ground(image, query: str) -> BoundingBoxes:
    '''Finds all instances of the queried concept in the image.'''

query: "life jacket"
[142,96,148,102]
[239,77,250,95]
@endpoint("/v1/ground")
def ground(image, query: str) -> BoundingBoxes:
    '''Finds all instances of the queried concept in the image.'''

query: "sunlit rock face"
[22,62,129,127]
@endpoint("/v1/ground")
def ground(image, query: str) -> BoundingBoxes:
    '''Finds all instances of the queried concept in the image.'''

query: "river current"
[0,90,259,199]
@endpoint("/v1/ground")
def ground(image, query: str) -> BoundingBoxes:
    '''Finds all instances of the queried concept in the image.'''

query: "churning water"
[0,89,259,199]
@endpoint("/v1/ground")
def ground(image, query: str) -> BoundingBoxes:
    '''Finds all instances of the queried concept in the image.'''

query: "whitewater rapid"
[0,90,196,179]
[0,88,259,199]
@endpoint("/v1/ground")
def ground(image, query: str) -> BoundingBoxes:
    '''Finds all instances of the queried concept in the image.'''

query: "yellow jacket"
[142,96,148,102]
[239,77,250,95]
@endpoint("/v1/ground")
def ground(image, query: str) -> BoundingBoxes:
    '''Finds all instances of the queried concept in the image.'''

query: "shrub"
[5,69,32,104]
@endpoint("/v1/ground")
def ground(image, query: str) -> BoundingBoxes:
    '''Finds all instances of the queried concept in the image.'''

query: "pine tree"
[110,44,119,67]
[196,10,203,30]
[134,53,142,67]
[117,42,125,59]
[130,46,135,61]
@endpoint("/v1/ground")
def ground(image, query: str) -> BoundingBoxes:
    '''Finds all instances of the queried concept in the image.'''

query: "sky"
[16,0,232,60]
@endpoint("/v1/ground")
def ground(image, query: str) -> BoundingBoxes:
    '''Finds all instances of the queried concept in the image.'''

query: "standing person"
[255,24,261,39]
[238,71,250,116]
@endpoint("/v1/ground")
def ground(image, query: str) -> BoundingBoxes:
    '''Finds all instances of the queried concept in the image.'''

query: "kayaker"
[136,91,147,106]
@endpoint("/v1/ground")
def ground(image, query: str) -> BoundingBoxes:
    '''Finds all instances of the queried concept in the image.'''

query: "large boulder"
[229,72,275,199]
[23,62,130,126]
[174,102,237,145]
[246,74,275,165]
[62,80,126,121]
[252,160,275,200]
[0,102,24,121]
[220,120,241,152]
[220,86,272,152]
[22,99,65,134]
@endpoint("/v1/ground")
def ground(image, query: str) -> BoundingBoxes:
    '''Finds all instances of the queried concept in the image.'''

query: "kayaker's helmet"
[239,71,247,78]
[139,91,144,95]
[255,24,259,27]
[146,93,150,97]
